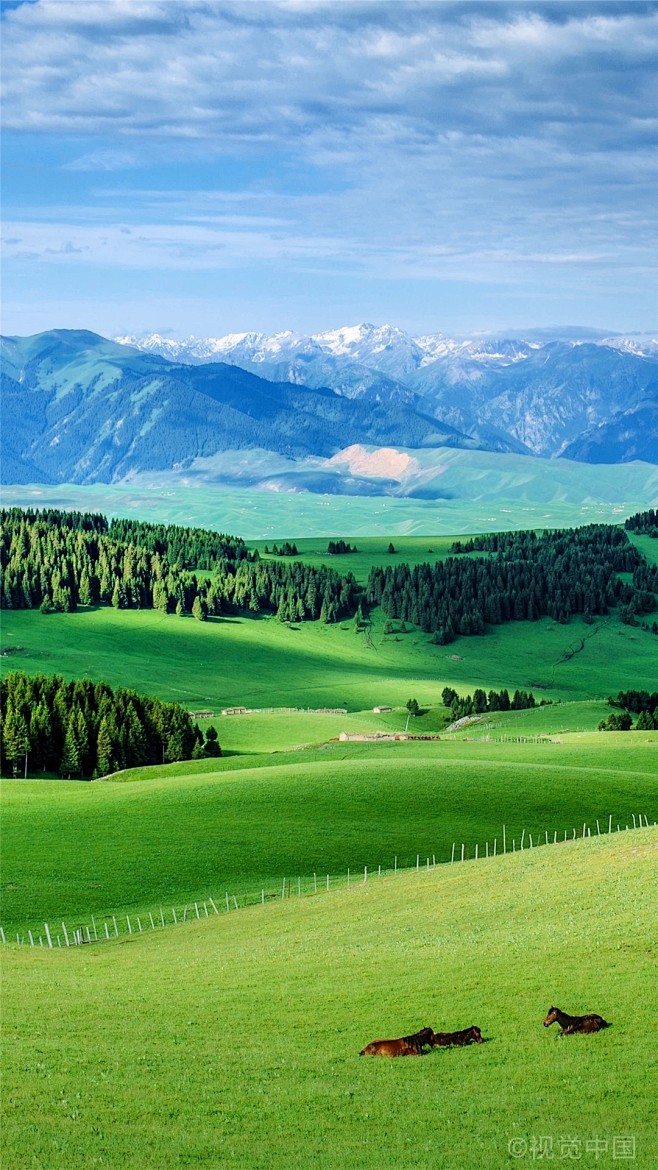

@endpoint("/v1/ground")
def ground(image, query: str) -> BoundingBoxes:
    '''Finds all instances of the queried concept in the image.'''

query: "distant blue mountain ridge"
[1,327,657,488]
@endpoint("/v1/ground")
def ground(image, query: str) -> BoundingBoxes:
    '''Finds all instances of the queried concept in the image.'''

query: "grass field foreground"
[2,827,656,1170]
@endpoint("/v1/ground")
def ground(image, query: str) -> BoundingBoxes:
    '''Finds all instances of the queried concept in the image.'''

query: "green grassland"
[3,827,656,1170]
[2,604,657,726]
[253,534,462,583]
[2,735,656,934]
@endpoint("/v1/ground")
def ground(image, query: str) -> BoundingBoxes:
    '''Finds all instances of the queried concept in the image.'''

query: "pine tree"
[60,718,81,778]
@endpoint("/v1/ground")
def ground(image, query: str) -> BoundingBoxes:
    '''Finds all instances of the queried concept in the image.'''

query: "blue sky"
[1,0,657,339]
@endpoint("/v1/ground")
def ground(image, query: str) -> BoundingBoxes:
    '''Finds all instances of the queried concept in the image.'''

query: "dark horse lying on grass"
[543,1006,609,1035]
[360,1027,434,1056]
[430,1026,483,1047]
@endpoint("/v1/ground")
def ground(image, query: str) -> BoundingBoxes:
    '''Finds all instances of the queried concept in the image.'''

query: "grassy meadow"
[2,510,657,1170]
[2,735,656,934]
[3,827,657,1170]
[2,603,657,726]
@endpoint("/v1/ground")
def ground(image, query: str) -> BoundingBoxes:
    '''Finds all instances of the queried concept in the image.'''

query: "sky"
[1,0,657,339]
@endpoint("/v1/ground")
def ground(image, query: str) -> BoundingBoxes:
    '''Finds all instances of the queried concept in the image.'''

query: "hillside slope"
[0,330,478,484]
[3,828,656,1170]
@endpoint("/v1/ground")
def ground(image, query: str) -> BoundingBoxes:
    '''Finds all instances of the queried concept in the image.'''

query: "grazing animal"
[543,1006,609,1035]
[430,1026,483,1048]
[360,1026,434,1057]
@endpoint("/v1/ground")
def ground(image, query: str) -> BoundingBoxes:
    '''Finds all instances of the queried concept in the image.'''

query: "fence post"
[451,843,455,864]
[502,825,506,854]
[104,922,110,940]
[326,873,330,891]
[364,867,367,883]
[596,820,601,836]
[228,891,232,910]
[28,931,34,947]
[281,879,286,901]
[493,838,497,856]
[62,922,70,947]
[150,912,157,928]
[461,843,465,862]
[208,898,218,916]
[394,856,398,874]
[520,829,525,850]
[475,844,479,861]
[416,854,420,871]
[126,916,133,935]
[233,896,239,911]
[44,923,52,949]
[113,916,119,937]
[347,868,350,886]
[485,842,489,859]
[261,890,265,905]
[92,916,98,941]
[609,815,613,834]
[173,908,178,924]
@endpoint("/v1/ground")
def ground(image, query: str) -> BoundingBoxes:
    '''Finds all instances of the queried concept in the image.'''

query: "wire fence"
[2,813,655,950]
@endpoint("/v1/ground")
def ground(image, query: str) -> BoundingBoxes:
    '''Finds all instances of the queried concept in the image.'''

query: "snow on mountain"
[112,325,658,463]
[593,336,658,358]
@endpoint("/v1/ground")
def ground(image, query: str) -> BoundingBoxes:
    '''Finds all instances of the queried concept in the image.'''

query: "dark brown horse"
[360,1026,434,1057]
[543,1006,609,1035]
[430,1026,483,1047]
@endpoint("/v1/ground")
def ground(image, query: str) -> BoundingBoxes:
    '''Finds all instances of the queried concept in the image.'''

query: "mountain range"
[116,323,658,464]
[1,325,657,493]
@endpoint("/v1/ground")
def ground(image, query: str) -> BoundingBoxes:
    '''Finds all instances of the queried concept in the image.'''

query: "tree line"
[625,509,658,537]
[599,688,658,731]
[0,509,359,623]
[327,540,358,554]
[366,525,655,644]
[0,670,212,780]
[441,686,543,721]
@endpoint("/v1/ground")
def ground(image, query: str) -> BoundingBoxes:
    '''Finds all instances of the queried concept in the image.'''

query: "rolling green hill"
[2,735,656,934]
[2,827,656,1170]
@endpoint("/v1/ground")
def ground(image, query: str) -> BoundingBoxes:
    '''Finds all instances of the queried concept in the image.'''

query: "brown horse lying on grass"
[543,1006,609,1035]
[360,1027,434,1057]
[430,1026,483,1047]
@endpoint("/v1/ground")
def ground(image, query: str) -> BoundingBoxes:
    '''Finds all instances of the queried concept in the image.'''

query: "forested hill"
[0,670,202,780]
[366,525,658,643]
[1,509,656,643]
[0,509,359,623]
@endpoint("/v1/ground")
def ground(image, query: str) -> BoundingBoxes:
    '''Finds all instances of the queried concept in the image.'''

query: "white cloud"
[2,1,657,331]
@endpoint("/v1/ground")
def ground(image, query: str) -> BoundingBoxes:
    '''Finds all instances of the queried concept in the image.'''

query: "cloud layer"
[2,1,657,334]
